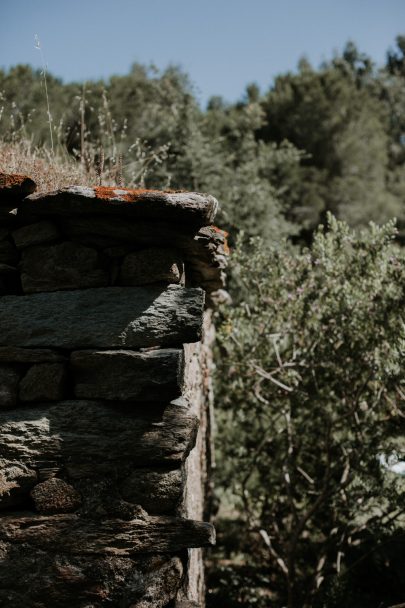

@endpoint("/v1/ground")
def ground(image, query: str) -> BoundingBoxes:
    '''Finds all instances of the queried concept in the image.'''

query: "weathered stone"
[0,365,20,409]
[74,477,149,521]
[120,247,184,285]
[0,346,65,363]
[71,348,184,401]
[0,461,37,508]
[0,172,36,203]
[20,241,108,293]
[31,478,82,514]
[12,220,60,249]
[0,285,204,349]
[120,468,183,514]
[0,238,18,265]
[19,363,67,402]
[22,185,218,227]
[41,216,228,296]
[0,546,183,607]
[0,512,216,555]
[0,399,199,475]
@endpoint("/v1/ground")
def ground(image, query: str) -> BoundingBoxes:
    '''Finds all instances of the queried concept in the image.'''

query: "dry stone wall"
[0,174,228,608]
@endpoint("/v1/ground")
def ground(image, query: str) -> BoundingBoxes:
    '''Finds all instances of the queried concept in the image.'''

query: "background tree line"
[1,37,405,242]
[1,37,405,607]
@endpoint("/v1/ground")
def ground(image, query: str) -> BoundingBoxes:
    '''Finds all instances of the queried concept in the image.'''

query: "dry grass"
[0,137,170,193]
[0,139,92,192]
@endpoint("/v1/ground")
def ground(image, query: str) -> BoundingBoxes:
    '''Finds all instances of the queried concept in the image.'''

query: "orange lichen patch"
[0,172,36,193]
[211,225,230,255]
[93,186,161,202]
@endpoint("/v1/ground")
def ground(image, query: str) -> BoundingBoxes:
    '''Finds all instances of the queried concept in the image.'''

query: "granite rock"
[0,285,204,349]
[120,247,184,286]
[71,348,184,402]
[19,363,67,402]
[22,185,218,227]
[20,241,108,293]
[31,478,82,514]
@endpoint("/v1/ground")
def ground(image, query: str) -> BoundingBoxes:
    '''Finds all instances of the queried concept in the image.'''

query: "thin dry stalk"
[34,35,54,156]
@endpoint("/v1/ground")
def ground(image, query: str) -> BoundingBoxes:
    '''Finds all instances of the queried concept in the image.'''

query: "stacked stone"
[0,175,228,608]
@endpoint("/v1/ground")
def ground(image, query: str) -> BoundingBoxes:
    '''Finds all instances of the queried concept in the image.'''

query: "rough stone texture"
[19,363,67,402]
[120,247,184,285]
[0,285,204,349]
[0,547,183,608]
[20,241,108,293]
[0,512,215,555]
[31,478,82,514]
[176,312,216,606]
[22,186,218,227]
[0,346,65,363]
[0,400,199,476]
[74,477,149,521]
[11,220,60,249]
[0,365,21,409]
[120,468,183,515]
[0,175,224,607]
[71,348,184,402]
[0,461,37,509]
[58,216,227,297]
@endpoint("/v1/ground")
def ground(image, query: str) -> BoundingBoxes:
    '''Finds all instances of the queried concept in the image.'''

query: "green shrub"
[215,215,405,607]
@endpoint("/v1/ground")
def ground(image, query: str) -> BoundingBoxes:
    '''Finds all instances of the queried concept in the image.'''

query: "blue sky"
[1,0,404,107]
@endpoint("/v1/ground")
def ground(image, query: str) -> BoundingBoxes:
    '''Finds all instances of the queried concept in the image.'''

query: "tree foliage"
[215,217,405,607]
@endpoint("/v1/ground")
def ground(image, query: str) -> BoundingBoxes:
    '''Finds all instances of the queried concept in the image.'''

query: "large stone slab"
[20,241,108,293]
[0,512,215,555]
[71,348,184,401]
[22,186,218,227]
[0,399,199,476]
[0,285,204,349]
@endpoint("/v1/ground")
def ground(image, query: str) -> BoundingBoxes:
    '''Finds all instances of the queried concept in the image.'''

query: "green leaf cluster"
[215,216,405,606]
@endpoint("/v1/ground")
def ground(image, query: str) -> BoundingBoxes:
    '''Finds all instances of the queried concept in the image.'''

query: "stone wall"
[0,174,228,608]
